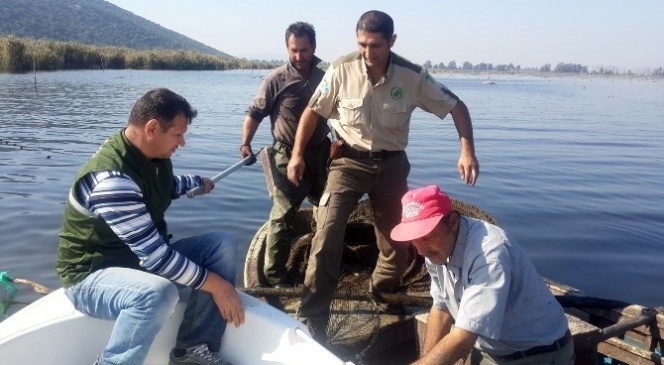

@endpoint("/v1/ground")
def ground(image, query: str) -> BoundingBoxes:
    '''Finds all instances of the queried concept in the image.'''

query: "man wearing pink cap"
[392,185,574,364]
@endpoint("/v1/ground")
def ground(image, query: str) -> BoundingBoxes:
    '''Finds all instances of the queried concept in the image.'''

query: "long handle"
[186,152,258,198]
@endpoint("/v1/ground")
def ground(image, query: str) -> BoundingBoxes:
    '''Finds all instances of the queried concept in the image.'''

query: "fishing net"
[0,271,17,318]
[246,198,499,362]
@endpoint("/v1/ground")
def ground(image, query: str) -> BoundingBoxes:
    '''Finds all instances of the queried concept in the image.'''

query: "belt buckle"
[369,151,383,160]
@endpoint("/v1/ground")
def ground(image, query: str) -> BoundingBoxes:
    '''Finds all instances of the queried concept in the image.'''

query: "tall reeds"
[0,36,278,73]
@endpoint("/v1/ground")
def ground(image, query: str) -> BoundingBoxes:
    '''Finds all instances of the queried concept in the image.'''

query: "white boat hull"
[0,288,351,365]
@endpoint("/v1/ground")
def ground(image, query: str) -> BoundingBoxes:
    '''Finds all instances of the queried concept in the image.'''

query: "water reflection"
[1,70,663,316]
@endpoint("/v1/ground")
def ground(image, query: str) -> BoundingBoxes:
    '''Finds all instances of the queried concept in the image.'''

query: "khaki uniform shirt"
[308,51,459,151]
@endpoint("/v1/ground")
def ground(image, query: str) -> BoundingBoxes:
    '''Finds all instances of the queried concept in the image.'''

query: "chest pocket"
[279,94,306,123]
[338,98,365,126]
[381,102,409,129]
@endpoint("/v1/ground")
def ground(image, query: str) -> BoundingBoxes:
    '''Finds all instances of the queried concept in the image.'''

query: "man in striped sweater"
[56,88,243,365]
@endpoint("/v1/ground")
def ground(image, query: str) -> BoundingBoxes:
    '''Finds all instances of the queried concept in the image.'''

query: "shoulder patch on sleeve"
[332,51,362,68]
[391,53,422,74]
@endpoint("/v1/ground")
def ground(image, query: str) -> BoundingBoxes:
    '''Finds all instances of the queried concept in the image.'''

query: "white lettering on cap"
[403,202,424,219]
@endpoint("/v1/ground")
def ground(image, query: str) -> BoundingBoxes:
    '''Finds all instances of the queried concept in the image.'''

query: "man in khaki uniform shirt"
[287,10,480,342]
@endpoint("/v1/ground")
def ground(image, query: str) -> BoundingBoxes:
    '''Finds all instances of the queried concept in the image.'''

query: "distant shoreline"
[427,68,663,80]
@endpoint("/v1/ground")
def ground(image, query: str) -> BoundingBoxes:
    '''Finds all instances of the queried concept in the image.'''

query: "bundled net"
[282,199,498,360]
[279,202,384,359]
[246,198,498,361]
[285,200,431,295]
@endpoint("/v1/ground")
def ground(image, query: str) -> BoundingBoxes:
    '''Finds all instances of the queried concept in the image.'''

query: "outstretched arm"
[449,100,479,186]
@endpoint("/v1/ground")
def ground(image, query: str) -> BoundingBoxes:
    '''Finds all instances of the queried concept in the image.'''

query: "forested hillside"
[0,0,230,57]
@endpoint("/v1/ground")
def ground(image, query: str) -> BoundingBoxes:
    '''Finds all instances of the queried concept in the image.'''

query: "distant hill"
[0,0,232,58]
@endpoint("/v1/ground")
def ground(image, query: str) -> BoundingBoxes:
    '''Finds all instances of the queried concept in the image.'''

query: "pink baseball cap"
[390,185,454,242]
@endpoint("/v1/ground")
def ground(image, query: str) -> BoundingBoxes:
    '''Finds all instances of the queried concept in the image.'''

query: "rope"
[11,278,53,295]
[0,271,53,316]
[241,287,433,307]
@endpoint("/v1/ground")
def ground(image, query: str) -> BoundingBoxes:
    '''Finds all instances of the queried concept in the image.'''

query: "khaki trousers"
[297,153,410,322]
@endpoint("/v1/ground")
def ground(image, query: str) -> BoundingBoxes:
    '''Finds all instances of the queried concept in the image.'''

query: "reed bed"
[0,36,277,73]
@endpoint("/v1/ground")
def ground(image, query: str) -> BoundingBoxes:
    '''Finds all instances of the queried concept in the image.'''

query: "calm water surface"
[1,70,662,318]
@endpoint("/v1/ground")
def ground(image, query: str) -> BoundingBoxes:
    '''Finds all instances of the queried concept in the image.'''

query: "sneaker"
[169,344,234,365]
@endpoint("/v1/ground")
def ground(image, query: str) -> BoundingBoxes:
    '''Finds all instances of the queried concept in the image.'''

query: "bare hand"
[287,155,305,187]
[240,144,257,165]
[199,177,215,195]
[458,153,479,186]
[240,144,252,159]
[209,273,244,327]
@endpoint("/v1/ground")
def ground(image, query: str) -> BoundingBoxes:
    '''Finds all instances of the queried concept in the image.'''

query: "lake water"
[1,70,663,319]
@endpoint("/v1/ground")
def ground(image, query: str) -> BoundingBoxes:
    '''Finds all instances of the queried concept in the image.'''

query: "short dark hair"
[356,10,394,40]
[285,21,316,48]
[128,88,197,130]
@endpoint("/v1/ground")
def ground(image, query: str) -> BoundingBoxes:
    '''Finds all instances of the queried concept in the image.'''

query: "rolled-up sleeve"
[247,75,278,122]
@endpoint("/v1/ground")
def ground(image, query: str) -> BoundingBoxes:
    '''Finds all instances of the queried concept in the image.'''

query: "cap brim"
[390,215,443,242]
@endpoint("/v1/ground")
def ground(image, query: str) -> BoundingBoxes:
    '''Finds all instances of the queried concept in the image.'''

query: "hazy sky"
[106,0,663,71]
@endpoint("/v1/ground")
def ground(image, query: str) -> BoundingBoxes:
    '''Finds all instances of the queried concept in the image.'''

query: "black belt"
[274,138,328,151]
[496,331,571,361]
[339,145,403,160]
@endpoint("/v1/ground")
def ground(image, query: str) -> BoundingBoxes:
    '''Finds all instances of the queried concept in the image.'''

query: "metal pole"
[185,149,261,198]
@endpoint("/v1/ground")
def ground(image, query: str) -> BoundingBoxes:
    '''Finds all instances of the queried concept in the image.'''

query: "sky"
[105,0,663,71]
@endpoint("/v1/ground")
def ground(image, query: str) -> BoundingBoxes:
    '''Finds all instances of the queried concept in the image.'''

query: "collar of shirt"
[447,216,469,269]
[287,55,323,79]
[360,53,393,86]
[121,128,164,177]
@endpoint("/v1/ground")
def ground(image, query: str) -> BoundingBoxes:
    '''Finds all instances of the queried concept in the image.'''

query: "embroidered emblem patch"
[390,87,403,100]
[321,82,330,94]
[403,201,424,219]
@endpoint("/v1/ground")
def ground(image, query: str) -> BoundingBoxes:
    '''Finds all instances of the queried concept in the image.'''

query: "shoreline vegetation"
[0,36,281,73]
[1,36,662,79]
[424,61,664,79]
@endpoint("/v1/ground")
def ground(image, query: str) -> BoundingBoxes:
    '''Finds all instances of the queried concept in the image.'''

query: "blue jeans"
[64,232,237,365]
